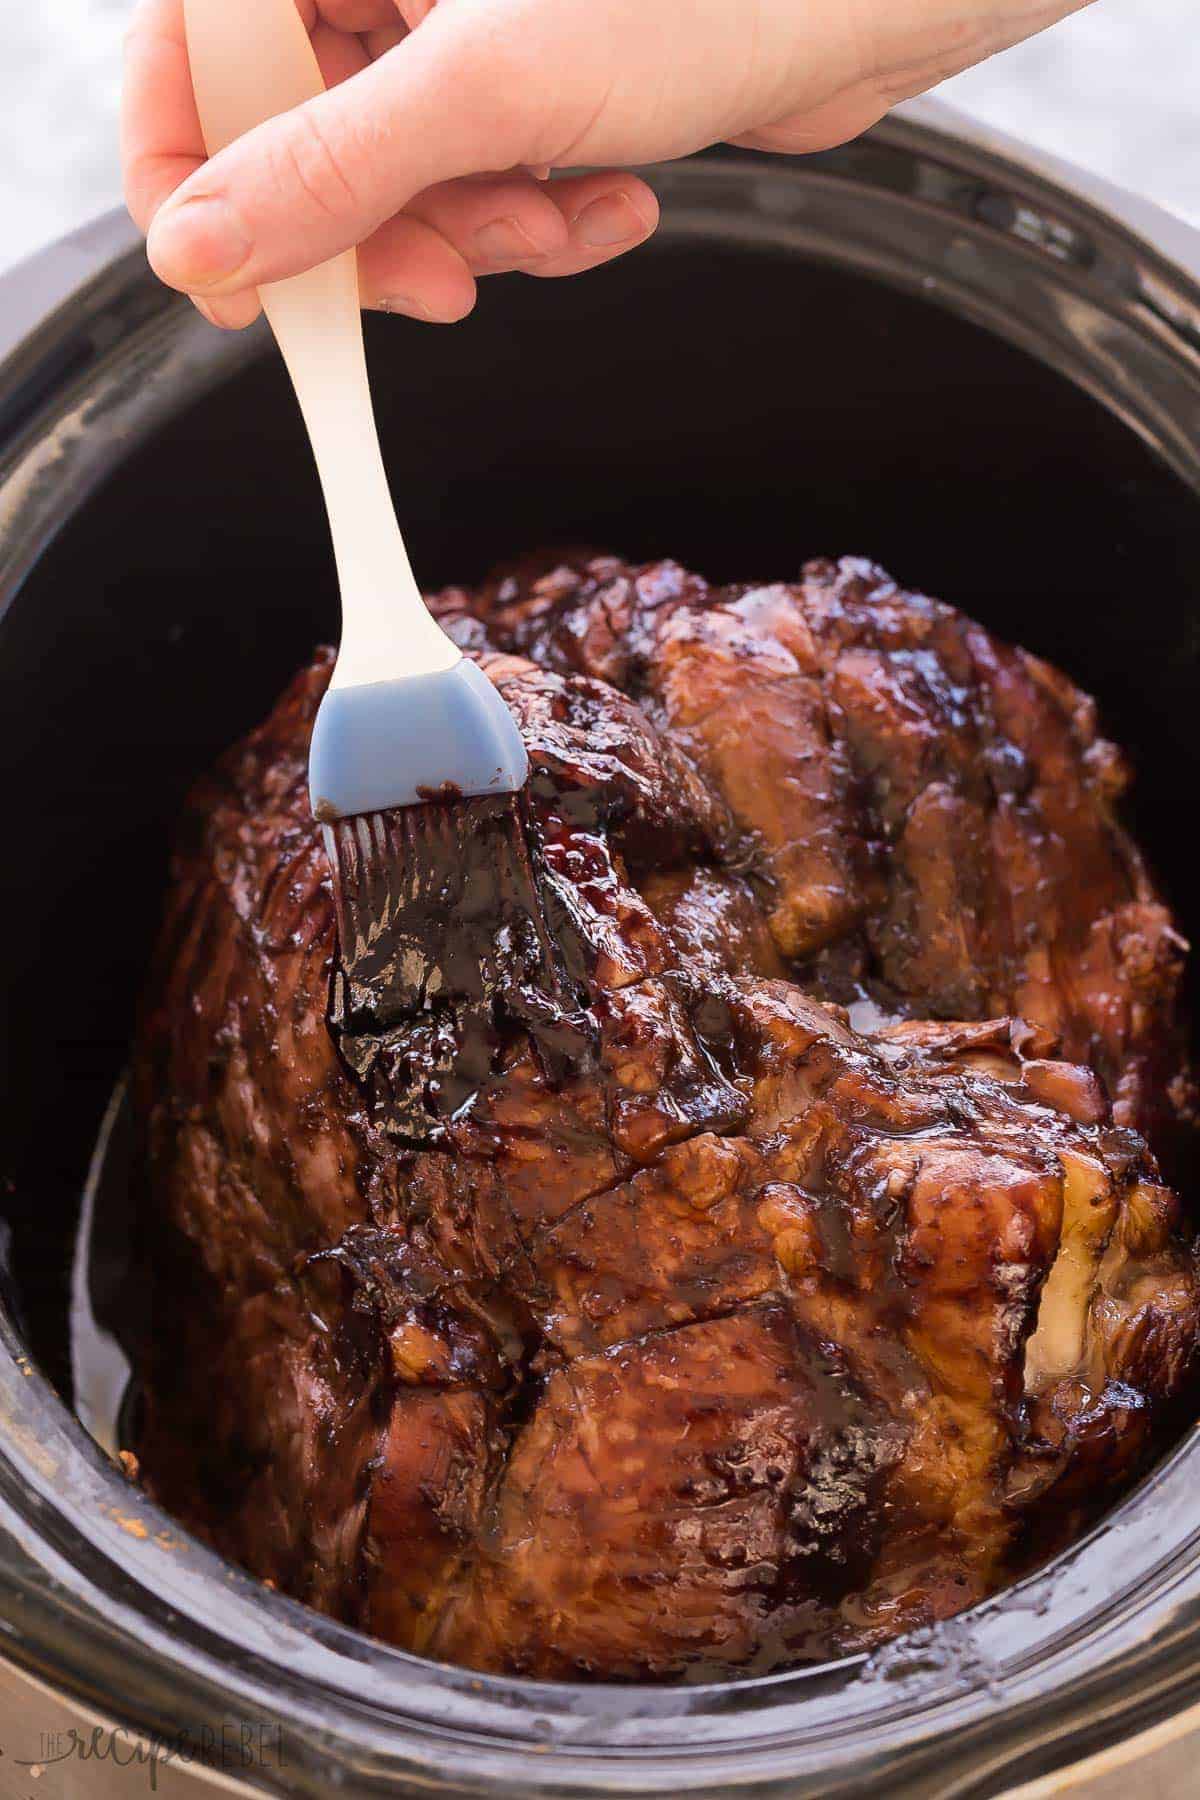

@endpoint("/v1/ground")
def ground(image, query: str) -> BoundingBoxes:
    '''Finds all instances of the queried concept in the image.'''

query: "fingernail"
[572,191,649,249]
[473,215,544,265]
[376,294,436,320]
[193,293,261,331]
[147,195,252,292]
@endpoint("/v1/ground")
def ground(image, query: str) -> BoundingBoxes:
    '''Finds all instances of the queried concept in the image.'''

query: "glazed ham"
[133,553,1199,1679]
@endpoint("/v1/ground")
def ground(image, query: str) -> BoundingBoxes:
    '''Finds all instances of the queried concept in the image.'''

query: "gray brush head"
[308,658,529,822]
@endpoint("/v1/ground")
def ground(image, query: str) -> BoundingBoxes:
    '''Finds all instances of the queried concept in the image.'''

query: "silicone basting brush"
[184,0,580,1141]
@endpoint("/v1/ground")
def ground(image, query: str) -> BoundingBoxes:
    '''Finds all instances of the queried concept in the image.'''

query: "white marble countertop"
[0,0,1196,278]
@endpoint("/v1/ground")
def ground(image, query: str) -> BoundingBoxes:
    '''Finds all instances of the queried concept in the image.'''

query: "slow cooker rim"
[4,100,1200,1798]
[7,1302,1200,1796]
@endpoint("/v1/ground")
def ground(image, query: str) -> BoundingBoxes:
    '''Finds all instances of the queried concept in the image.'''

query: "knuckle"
[435,26,534,162]
[275,106,361,219]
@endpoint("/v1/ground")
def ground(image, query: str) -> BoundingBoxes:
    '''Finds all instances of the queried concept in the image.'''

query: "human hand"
[124,0,1092,330]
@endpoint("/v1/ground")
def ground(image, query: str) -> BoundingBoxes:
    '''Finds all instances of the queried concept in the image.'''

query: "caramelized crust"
[462,552,1194,1150]
[134,554,1199,1679]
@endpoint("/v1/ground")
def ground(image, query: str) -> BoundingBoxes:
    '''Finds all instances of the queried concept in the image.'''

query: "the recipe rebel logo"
[5,1719,287,1792]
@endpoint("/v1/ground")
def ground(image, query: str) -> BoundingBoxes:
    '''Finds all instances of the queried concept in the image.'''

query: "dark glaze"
[325,793,593,1143]
[466,552,1196,1165]
[132,554,1200,1683]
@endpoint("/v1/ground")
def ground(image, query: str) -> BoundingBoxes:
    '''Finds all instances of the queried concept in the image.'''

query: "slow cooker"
[3,99,1200,1799]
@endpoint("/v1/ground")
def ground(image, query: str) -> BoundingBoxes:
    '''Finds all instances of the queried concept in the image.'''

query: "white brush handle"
[182,0,459,689]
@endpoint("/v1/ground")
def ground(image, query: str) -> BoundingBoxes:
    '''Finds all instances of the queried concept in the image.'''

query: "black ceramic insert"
[2,111,1200,1797]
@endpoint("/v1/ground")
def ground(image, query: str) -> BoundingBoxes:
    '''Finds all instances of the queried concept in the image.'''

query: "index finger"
[121,0,390,234]
[121,0,205,233]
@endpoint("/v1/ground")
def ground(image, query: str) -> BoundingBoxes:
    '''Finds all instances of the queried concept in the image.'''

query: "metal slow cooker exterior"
[3,100,1200,1798]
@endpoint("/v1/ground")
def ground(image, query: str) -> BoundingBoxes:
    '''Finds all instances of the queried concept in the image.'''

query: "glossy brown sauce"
[131,552,1200,1682]
[325,793,593,1142]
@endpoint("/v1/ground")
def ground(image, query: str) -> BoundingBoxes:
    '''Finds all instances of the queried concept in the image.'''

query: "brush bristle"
[324,791,591,1143]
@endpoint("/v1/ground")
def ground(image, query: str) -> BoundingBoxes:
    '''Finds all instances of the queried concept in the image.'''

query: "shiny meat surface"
[134,553,1200,1680]
[453,552,1195,1153]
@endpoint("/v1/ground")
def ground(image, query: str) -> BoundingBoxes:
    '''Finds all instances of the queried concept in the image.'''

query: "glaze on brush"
[325,790,591,1143]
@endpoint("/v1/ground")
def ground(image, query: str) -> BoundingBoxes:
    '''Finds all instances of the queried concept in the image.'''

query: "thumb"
[147,4,540,295]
